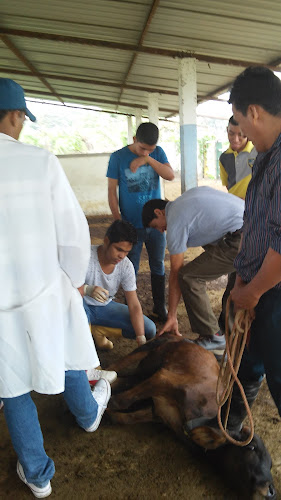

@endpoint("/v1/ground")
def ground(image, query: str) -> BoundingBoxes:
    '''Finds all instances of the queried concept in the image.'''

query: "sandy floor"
[1,179,281,499]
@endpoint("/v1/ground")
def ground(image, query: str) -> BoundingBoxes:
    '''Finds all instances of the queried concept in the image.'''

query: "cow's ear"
[190,426,227,450]
[240,426,251,440]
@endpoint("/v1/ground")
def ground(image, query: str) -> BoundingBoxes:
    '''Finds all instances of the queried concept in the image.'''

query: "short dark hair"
[229,66,281,116]
[0,109,25,122]
[0,109,11,122]
[136,122,159,145]
[142,199,168,227]
[228,115,239,126]
[105,220,137,245]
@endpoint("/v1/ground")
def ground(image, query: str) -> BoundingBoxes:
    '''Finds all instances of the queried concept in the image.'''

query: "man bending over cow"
[142,187,244,355]
[83,220,156,352]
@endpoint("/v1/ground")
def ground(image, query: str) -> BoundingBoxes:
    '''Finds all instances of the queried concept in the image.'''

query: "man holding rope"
[225,66,281,429]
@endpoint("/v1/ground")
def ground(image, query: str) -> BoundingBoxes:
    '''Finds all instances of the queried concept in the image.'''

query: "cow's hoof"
[108,396,128,411]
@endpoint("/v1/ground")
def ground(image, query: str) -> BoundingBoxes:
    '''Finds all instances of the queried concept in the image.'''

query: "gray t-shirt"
[84,245,136,307]
[166,186,244,255]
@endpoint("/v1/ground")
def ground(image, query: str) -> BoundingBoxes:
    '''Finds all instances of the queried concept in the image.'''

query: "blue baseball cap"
[0,78,36,122]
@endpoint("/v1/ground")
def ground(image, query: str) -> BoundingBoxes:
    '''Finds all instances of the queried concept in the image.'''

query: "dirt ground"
[1,178,281,499]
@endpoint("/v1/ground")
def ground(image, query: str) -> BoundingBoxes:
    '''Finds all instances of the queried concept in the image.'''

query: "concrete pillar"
[127,116,133,144]
[148,92,159,127]
[135,110,142,130]
[178,58,197,193]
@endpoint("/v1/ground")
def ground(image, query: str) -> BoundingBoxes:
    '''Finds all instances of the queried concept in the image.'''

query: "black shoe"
[151,305,168,322]
[151,274,167,322]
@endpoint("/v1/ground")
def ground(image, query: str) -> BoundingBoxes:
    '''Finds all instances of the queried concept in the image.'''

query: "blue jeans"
[2,370,97,487]
[128,227,166,276]
[238,287,281,416]
[84,300,156,339]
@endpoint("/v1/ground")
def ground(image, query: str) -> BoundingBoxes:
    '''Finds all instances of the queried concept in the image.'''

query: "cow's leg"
[107,407,155,425]
[111,374,144,395]
[107,337,172,374]
[109,369,173,410]
[107,350,149,375]
[153,397,183,436]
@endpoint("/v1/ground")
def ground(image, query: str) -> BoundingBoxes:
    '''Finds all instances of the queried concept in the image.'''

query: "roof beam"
[26,98,177,122]
[198,82,231,103]
[1,28,281,69]
[117,0,160,107]
[0,68,178,96]
[0,33,65,104]
[23,88,177,114]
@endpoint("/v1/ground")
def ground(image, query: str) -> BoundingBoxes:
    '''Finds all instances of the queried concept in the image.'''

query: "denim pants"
[84,300,156,339]
[237,287,281,416]
[128,227,166,276]
[2,370,98,487]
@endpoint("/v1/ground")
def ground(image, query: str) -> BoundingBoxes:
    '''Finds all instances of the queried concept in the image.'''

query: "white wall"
[58,153,111,215]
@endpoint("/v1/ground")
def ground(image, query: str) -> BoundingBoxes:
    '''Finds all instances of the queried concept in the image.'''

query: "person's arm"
[219,160,229,189]
[125,290,146,345]
[231,247,281,310]
[130,155,174,181]
[159,253,185,336]
[145,156,174,180]
[108,177,121,220]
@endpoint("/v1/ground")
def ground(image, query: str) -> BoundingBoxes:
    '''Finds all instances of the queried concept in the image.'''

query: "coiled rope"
[216,296,254,446]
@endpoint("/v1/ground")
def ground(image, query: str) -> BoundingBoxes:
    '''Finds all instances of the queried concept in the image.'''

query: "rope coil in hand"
[216,296,254,446]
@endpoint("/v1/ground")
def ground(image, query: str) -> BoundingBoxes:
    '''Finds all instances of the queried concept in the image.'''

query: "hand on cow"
[158,316,182,337]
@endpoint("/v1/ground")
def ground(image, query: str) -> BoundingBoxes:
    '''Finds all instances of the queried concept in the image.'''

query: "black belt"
[228,228,242,237]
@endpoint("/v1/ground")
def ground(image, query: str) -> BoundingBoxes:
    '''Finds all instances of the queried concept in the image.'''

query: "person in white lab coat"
[0,78,111,498]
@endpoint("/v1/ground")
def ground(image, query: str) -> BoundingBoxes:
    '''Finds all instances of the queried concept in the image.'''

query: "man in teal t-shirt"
[107,122,174,322]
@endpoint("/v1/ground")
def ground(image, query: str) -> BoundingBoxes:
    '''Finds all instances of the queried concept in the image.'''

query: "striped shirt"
[234,133,281,288]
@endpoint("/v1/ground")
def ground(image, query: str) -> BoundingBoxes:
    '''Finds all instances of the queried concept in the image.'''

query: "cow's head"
[188,425,276,500]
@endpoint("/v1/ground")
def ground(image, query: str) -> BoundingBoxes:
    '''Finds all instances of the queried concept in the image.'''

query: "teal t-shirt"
[107,145,168,228]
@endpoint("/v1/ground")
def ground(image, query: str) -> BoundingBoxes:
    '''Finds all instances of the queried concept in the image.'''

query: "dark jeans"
[237,288,281,416]
[128,227,166,276]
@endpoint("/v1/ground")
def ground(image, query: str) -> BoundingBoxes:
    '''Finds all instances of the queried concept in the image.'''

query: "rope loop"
[216,296,254,447]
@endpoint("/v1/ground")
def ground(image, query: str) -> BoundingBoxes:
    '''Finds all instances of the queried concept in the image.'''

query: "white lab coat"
[0,133,99,397]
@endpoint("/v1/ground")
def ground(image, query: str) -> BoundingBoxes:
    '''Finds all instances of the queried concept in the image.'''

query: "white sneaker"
[17,461,52,498]
[87,367,117,385]
[85,378,111,432]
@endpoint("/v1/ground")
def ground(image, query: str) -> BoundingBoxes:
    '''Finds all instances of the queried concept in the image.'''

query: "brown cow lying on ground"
[107,334,276,500]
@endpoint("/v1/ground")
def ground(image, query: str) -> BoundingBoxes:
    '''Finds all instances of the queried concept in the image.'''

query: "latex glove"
[84,285,109,303]
[136,335,146,346]
[92,286,109,303]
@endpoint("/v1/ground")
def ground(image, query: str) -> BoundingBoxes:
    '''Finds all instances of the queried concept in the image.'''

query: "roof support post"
[127,116,133,144]
[148,92,159,127]
[135,110,142,129]
[178,58,197,193]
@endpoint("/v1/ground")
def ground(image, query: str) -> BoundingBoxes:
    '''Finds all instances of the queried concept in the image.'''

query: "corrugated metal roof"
[1,0,281,117]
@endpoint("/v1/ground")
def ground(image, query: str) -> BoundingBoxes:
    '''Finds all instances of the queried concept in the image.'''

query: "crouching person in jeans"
[83,220,156,353]
[0,78,110,498]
